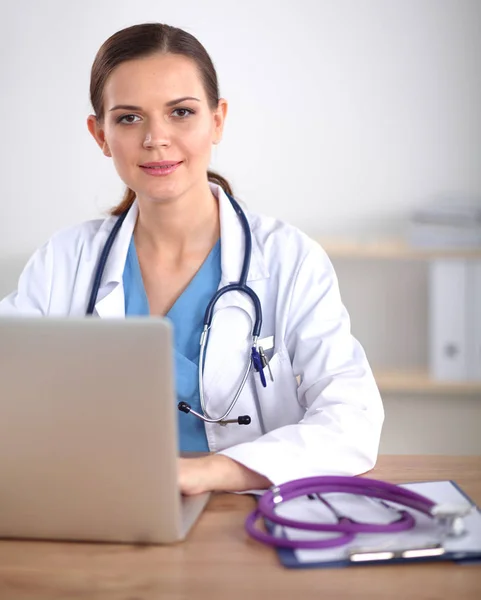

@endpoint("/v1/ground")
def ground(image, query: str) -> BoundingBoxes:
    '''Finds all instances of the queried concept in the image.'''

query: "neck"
[134,183,220,260]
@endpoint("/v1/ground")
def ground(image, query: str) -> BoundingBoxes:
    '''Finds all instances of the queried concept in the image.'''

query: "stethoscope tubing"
[85,193,264,425]
[245,476,436,549]
[198,327,253,422]
[200,195,262,338]
[86,208,129,316]
[245,511,356,550]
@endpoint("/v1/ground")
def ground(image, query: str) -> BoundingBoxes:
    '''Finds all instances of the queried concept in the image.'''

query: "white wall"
[1,0,480,453]
[1,0,480,256]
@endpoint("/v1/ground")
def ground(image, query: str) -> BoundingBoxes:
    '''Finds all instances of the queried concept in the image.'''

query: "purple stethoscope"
[245,476,470,551]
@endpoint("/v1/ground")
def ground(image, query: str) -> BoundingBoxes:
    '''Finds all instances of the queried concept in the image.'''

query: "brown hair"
[89,23,233,216]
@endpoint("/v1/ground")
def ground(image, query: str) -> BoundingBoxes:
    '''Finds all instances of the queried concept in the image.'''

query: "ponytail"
[110,187,136,217]
[207,170,233,197]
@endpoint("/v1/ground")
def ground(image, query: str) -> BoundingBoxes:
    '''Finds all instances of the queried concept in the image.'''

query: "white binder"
[428,260,468,381]
[467,260,481,381]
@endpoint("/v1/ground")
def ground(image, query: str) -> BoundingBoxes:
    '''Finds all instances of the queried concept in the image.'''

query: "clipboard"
[262,480,481,569]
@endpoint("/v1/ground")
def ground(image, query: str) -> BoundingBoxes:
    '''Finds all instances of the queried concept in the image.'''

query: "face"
[87,53,227,205]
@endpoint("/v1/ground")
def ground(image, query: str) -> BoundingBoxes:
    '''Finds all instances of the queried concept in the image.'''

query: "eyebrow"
[109,97,201,112]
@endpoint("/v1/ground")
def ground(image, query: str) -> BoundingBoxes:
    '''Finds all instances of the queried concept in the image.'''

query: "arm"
[179,454,272,495]
[217,238,384,485]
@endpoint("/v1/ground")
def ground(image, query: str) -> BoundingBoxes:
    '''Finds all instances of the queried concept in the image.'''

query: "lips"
[139,161,183,177]
[140,161,182,168]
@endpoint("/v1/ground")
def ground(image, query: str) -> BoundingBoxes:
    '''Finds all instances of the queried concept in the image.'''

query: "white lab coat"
[0,184,384,485]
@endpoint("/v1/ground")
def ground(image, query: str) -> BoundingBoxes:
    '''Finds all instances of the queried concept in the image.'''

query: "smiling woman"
[0,23,384,497]
[87,24,232,217]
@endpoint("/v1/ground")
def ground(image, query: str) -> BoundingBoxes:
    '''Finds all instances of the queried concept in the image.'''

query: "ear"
[212,98,228,145]
[87,115,112,157]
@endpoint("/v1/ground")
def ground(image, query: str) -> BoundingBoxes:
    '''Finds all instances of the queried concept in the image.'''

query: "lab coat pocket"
[252,346,303,433]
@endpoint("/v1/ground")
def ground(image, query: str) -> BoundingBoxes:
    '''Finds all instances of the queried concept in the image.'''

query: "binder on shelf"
[467,261,481,381]
[409,222,481,249]
[408,199,481,249]
[428,260,468,381]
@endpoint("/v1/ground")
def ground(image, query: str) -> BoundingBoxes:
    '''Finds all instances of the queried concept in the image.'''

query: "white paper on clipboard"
[272,481,481,566]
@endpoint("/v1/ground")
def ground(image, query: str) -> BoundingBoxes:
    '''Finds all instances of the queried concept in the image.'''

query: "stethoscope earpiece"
[178,401,251,425]
[177,401,191,415]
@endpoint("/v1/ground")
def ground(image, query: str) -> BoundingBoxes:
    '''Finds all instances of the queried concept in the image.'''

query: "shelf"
[374,368,481,394]
[317,237,481,260]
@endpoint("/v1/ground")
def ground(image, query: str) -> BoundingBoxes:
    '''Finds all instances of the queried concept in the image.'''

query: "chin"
[130,171,205,204]
[141,185,186,205]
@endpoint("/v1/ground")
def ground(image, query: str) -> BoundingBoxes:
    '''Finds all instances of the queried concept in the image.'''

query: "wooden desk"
[0,456,480,600]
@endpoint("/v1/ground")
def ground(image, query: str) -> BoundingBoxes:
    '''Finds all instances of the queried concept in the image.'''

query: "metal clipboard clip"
[349,543,446,563]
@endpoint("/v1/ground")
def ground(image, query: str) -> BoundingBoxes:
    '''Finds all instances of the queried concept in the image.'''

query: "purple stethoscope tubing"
[245,476,436,550]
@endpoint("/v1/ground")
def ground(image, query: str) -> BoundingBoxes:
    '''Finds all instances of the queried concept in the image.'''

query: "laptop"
[0,317,210,544]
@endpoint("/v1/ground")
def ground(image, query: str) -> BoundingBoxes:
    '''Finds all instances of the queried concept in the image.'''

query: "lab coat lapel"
[94,283,125,318]
[213,184,269,286]
[93,202,139,318]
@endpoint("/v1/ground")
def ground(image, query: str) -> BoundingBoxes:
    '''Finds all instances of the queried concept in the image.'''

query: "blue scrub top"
[123,235,221,452]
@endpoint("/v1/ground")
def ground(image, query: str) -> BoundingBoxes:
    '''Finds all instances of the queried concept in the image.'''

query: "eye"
[171,107,195,119]
[117,114,141,124]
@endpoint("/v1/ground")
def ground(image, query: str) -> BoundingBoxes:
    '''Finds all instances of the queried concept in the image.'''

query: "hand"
[178,454,272,496]
[178,456,211,496]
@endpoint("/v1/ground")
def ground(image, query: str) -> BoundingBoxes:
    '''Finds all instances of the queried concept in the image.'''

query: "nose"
[142,119,171,149]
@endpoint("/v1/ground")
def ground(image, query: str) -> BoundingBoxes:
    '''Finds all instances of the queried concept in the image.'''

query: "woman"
[0,23,384,495]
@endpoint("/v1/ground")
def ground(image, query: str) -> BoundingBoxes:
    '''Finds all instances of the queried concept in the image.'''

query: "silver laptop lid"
[0,317,185,543]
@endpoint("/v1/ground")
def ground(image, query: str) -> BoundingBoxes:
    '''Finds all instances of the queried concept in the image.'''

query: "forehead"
[103,53,207,106]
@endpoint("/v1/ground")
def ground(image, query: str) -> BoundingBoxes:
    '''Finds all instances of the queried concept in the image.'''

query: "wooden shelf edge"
[374,369,481,394]
[317,237,481,260]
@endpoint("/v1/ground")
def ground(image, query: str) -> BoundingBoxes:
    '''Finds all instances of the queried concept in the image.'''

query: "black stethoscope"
[86,193,271,425]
